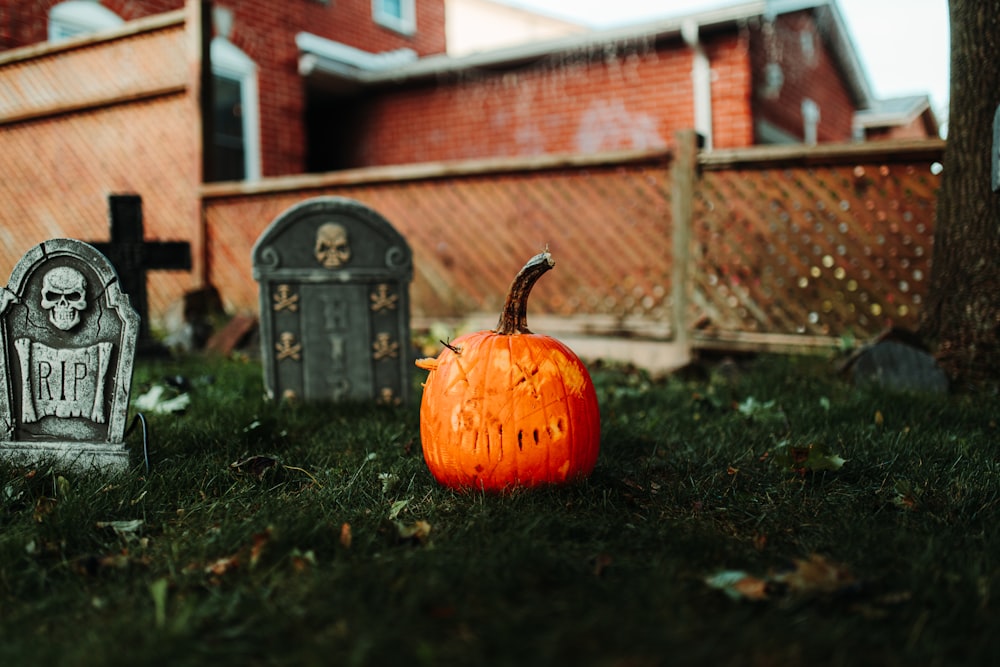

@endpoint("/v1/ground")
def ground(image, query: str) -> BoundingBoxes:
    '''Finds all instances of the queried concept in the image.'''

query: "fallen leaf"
[339,522,352,549]
[205,555,239,576]
[591,553,613,577]
[705,570,770,601]
[379,472,400,494]
[776,554,856,596]
[33,497,57,522]
[249,527,272,567]
[230,455,279,479]
[706,554,857,602]
[736,396,785,424]
[892,479,920,511]
[96,519,145,537]
[395,519,431,545]
[388,499,409,520]
[134,385,191,414]
[73,549,150,576]
[772,441,845,474]
[290,548,316,572]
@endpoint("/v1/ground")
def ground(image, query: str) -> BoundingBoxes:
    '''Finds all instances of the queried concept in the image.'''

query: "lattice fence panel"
[205,159,674,333]
[693,159,940,343]
[0,17,187,122]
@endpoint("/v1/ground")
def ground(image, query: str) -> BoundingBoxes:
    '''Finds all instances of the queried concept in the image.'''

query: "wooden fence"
[690,137,943,351]
[0,10,202,318]
[202,150,675,338]
[203,133,944,362]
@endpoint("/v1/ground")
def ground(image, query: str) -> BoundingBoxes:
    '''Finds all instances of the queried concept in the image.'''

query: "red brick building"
[0,0,937,175]
[1,0,447,180]
[0,0,938,328]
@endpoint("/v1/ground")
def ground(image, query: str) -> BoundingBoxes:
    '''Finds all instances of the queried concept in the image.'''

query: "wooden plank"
[672,130,698,348]
[0,10,186,66]
[693,331,848,353]
[201,148,673,198]
[699,138,945,170]
[0,84,187,127]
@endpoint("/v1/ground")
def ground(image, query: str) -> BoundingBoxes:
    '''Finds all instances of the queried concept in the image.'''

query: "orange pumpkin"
[415,250,600,490]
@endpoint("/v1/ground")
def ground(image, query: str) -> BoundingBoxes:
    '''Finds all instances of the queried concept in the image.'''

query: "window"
[209,38,261,182]
[48,1,123,42]
[801,98,821,145]
[373,0,415,35]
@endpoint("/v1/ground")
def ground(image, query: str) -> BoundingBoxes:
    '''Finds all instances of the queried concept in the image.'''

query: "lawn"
[0,351,997,666]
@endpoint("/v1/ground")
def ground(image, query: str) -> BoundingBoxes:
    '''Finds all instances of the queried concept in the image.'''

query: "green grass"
[1,352,998,666]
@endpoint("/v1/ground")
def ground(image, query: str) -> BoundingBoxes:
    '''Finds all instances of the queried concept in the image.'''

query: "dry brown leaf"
[776,554,856,595]
[339,522,352,549]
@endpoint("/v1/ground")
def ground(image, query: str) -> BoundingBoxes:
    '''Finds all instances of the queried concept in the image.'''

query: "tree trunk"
[921,0,1000,385]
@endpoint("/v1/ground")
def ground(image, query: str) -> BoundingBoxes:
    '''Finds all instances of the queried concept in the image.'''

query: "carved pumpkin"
[415,251,600,490]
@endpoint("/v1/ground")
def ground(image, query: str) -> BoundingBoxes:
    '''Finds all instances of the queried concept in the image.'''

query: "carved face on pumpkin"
[314,222,351,268]
[41,266,87,331]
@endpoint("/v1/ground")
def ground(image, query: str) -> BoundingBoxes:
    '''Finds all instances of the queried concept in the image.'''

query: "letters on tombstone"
[252,197,413,404]
[0,239,139,472]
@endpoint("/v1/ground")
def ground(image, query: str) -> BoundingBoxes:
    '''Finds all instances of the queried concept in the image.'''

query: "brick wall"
[708,30,754,148]
[866,115,938,141]
[0,0,182,49]
[339,26,766,168]
[750,10,856,143]
[350,42,699,166]
[0,14,201,322]
[222,0,446,177]
[0,0,447,177]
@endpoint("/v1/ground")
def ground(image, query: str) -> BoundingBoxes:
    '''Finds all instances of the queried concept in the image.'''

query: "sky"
[499,0,950,130]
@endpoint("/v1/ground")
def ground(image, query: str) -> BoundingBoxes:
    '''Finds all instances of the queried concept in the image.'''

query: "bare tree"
[921,0,1000,385]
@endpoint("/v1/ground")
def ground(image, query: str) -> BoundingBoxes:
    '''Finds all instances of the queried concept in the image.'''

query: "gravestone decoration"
[252,197,412,404]
[89,194,192,354]
[849,340,949,395]
[839,327,949,395]
[0,239,140,472]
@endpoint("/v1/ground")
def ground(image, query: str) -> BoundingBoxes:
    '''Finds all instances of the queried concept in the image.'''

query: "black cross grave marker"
[90,194,192,352]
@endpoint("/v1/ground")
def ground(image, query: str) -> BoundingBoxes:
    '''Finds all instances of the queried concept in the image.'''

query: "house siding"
[338,27,763,167]
[0,16,200,318]
[1,0,183,49]
[350,43,701,166]
[708,30,755,148]
[750,10,856,143]
[1,0,447,177]
[220,0,446,176]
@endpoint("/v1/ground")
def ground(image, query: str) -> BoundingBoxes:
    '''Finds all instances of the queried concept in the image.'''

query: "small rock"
[848,339,949,395]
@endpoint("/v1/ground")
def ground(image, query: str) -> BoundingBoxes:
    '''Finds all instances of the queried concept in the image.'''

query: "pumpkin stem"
[495,249,555,335]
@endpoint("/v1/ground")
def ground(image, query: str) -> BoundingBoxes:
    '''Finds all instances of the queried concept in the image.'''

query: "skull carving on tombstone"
[41,266,87,331]
[314,223,351,269]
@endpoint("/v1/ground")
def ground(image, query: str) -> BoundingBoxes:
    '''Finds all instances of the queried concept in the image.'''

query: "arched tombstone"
[252,197,413,404]
[0,239,139,473]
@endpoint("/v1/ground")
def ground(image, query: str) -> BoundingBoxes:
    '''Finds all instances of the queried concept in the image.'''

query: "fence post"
[671,129,697,351]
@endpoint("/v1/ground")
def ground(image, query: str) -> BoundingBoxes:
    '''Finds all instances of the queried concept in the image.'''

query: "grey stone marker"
[0,239,140,472]
[850,340,949,395]
[252,197,412,404]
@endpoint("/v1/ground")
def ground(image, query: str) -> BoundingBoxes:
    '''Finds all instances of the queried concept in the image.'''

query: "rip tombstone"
[0,239,139,473]
[252,197,412,404]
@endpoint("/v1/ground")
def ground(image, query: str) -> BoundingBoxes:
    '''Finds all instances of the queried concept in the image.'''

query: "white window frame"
[372,0,415,36]
[48,0,123,42]
[801,98,821,146]
[211,37,261,181]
